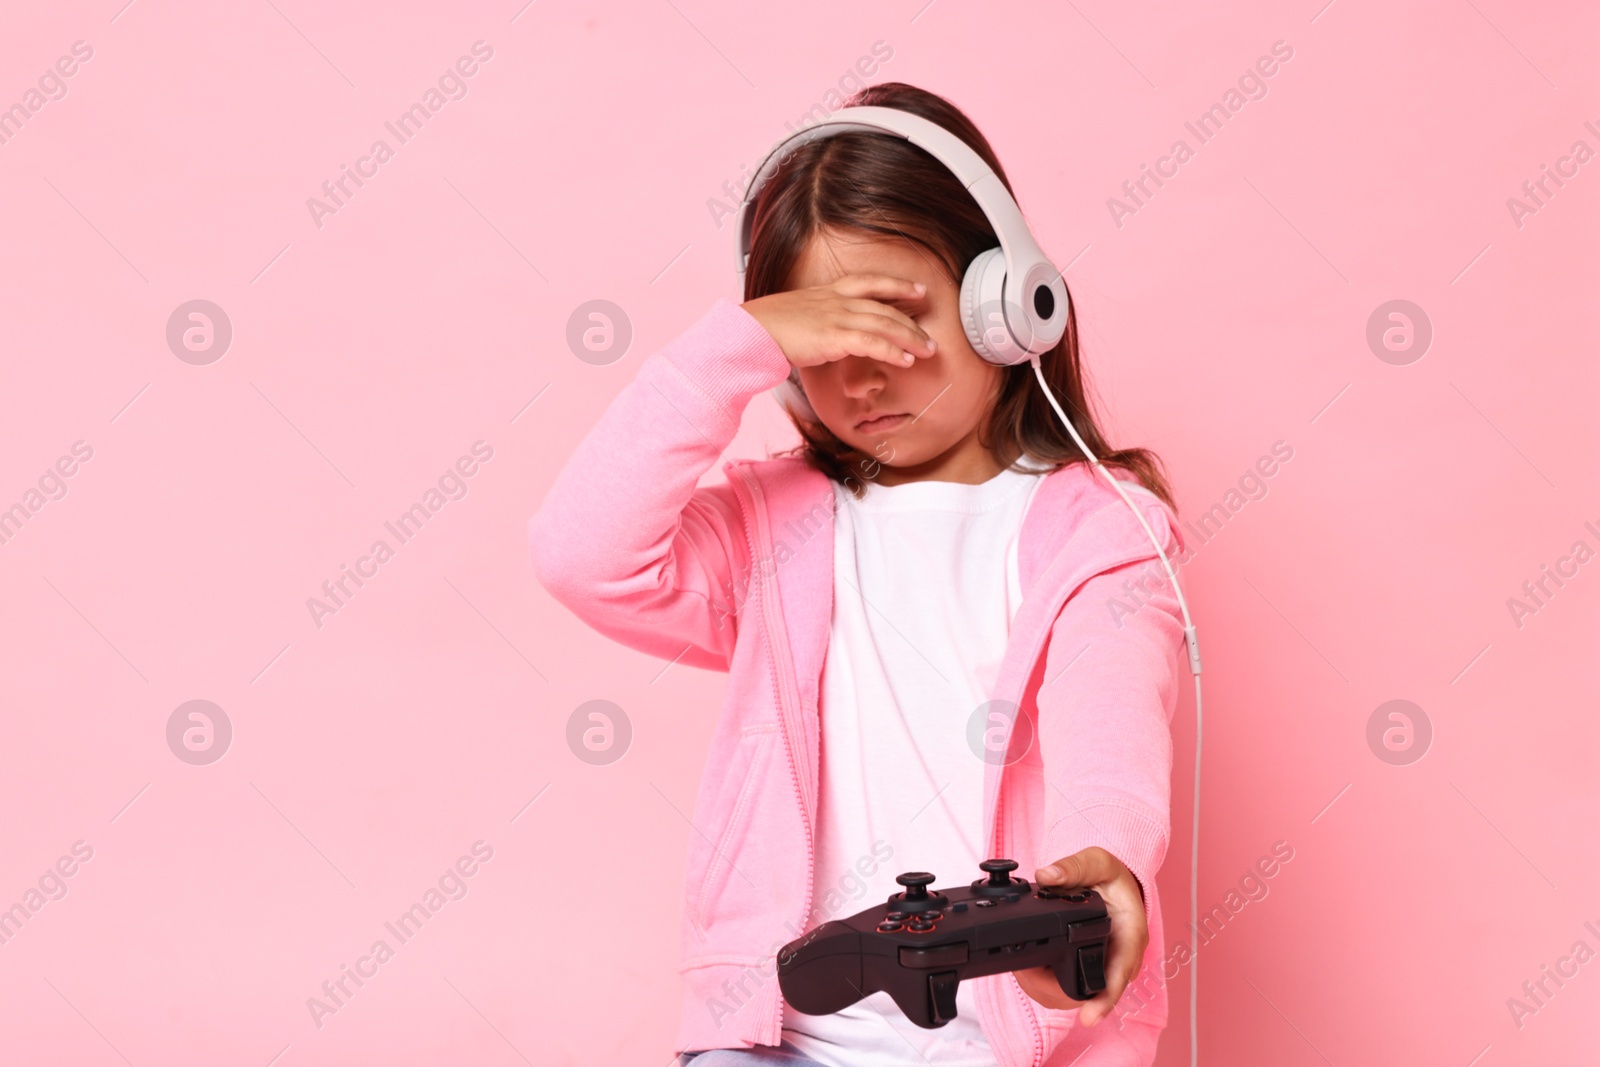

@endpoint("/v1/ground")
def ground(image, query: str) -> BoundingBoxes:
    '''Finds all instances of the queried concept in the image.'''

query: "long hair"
[741,81,1176,510]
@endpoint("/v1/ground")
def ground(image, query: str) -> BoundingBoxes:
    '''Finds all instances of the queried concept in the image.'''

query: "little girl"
[529,83,1189,1067]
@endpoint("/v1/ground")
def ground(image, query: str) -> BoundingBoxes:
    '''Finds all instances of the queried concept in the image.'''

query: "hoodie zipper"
[989,781,1045,1066]
[728,462,816,1038]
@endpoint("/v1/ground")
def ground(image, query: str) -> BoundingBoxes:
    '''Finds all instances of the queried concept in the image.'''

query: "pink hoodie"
[528,298,1189,1066]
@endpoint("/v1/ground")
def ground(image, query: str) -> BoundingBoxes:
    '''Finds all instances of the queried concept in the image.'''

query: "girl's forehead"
[789,227,953,288]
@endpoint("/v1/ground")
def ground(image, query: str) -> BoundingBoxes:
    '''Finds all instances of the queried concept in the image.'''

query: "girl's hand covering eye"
[741,273,938,373]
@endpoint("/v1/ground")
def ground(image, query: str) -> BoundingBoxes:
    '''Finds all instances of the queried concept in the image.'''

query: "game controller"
[777,859,1111,1029]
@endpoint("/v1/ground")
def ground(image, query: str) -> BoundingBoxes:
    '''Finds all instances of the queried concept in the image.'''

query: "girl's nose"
[838,355,889,399]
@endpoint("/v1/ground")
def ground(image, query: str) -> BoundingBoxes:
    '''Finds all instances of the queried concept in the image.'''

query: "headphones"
[733,104,1207,1067]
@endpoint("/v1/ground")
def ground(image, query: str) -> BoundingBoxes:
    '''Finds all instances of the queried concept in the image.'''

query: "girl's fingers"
[835,272,927,304]
[838,328,917,367]
[768,274,935,371]
[1084,934,1148,1025]
[840,309,936,357]
[840,297,922,339]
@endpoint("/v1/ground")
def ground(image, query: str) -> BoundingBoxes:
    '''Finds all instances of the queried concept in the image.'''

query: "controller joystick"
[898,872,936,896]
[889,871,949,914]
[971,858,1030,897]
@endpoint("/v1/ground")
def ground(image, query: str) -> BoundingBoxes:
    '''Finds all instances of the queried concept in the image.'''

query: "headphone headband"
[733,105,1067,363]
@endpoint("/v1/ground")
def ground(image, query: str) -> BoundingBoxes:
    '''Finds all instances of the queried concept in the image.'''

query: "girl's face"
[787,227,1015,486]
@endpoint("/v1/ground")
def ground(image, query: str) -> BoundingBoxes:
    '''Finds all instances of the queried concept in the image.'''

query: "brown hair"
[741,81,1176,511]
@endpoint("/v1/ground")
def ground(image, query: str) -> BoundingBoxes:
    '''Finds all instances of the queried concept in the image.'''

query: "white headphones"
[733,104,1207,1067]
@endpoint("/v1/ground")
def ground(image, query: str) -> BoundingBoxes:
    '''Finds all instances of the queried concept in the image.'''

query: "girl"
[529,82,1189,1067]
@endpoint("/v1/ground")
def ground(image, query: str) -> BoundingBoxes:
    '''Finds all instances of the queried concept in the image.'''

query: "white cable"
[1029,356,1202,1067]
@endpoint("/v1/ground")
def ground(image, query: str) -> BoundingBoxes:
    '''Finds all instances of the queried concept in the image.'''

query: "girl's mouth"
[856,413,909,433]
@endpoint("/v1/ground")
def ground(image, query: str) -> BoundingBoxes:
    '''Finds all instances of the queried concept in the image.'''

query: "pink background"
[2,1,1596,1064]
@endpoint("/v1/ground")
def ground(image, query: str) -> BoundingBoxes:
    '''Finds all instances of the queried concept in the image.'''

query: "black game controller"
[778,860,1111,1029]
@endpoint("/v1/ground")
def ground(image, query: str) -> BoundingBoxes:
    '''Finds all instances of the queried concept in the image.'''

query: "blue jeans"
[678,1043,827,1066]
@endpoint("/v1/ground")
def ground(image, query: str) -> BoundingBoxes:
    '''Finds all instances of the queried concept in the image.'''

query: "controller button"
[1004,892,1021,903]
[899,942,969,968]
[877,921,903,933]
[1039,885,1090,902]
[1043,883,1094,902]
[974,899,997,908]
[923,911,944,921]
[907,919,936,932]
[952,902,968,913]
[886,911,908,920]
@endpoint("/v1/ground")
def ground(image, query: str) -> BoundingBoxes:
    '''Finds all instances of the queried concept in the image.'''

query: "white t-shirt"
[781,460,1052,1067]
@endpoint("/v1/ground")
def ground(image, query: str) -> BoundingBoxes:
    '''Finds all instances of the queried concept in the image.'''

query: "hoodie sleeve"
[1034,491,1187,922]
[527,297,794,671]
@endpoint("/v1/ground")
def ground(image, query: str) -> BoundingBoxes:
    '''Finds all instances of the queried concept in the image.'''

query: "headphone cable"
[1030,355,1203,1067]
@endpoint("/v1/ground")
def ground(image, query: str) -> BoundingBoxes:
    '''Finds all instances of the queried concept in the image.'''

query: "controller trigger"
[928,971,960,1024]
[1076,943,1107,996]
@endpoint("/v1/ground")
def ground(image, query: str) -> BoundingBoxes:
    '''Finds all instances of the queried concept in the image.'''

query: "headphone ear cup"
[773,371,818,422]
[959,247,1024,366]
